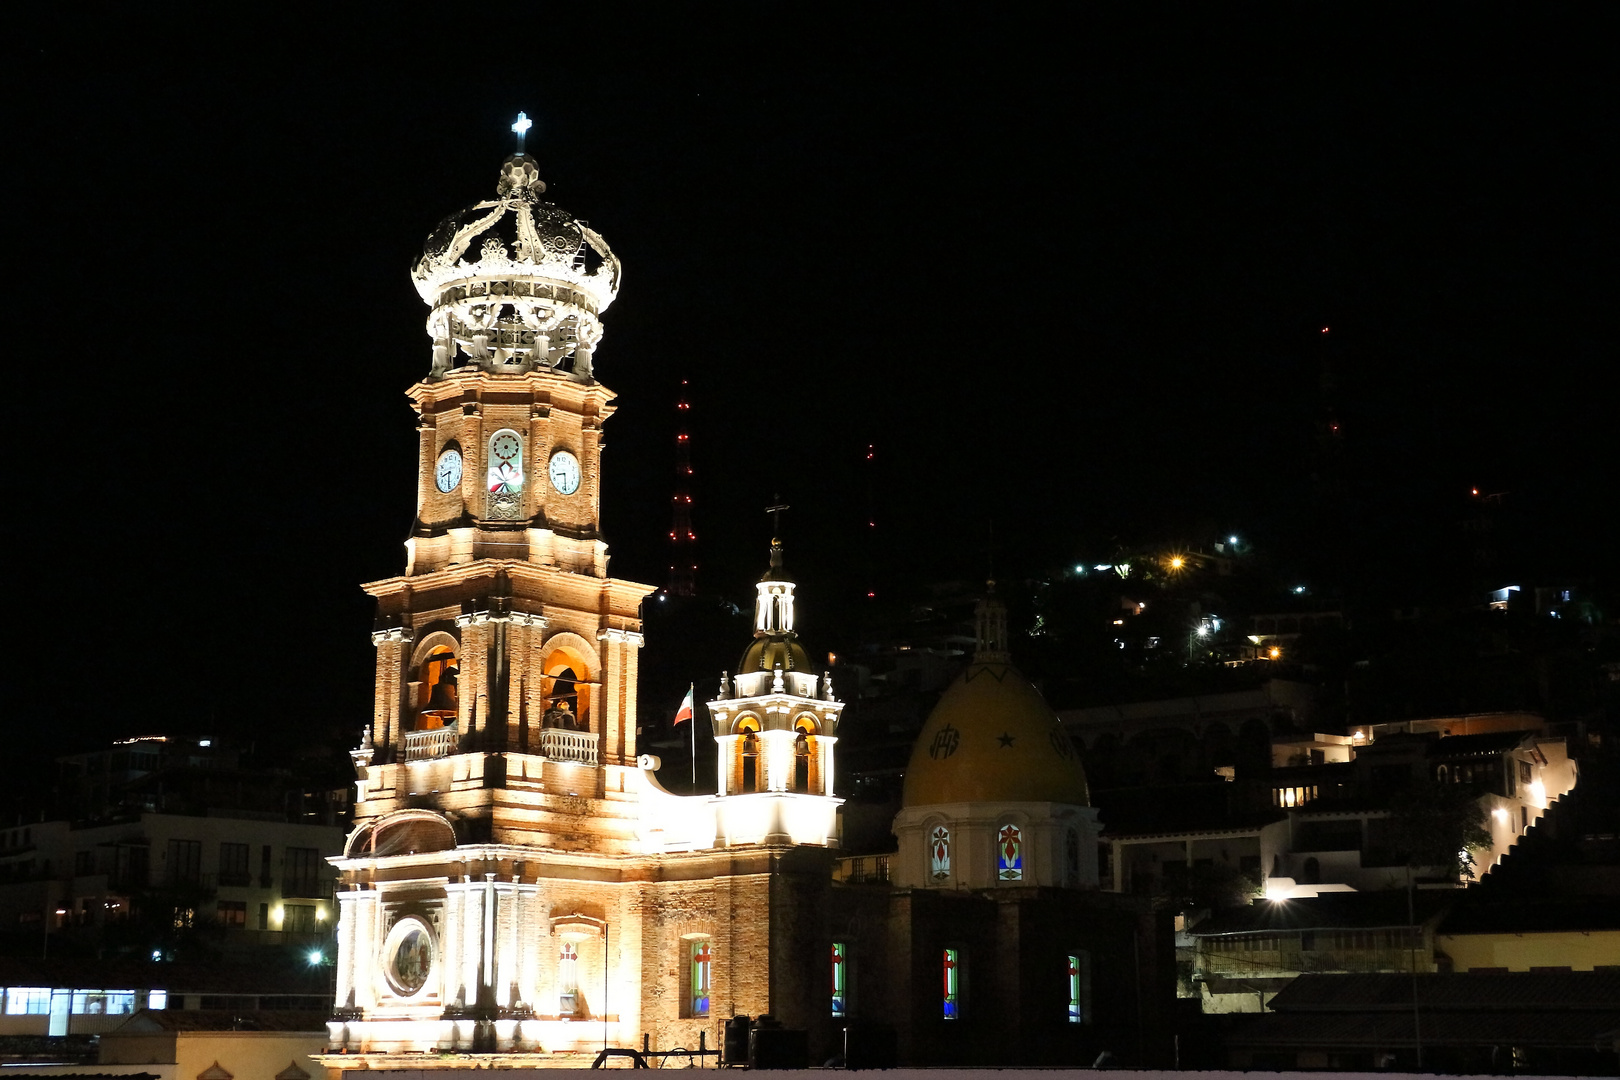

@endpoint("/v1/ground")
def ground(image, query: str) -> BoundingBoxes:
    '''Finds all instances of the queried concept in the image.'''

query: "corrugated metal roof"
[1228,1008,1620,1048]
[1269,971,1620,1012]
[1191,892,1454,936]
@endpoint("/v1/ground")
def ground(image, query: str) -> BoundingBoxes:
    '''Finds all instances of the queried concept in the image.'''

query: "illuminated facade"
[322,135,839,1069]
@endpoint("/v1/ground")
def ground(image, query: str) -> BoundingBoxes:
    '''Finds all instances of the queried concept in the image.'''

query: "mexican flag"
[673,684,695,726]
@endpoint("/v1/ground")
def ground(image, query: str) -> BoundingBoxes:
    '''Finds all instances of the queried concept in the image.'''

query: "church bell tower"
[357,123,654,805]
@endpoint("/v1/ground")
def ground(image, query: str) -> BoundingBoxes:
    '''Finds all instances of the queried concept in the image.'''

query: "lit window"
[942,948,961,1019]
[929,826,951,881]
[831,942,848,1018]
[1067,952,1091,1023]
[690,940,712,1018]
[147,990,167,1011]
[997,824,1024,881]
[5,988,50,1015]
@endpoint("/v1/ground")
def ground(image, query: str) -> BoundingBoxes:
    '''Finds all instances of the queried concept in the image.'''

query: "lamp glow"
[511,112,532,137]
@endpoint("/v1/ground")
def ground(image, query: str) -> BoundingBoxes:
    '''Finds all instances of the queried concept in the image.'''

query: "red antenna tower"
[668,381,697,596]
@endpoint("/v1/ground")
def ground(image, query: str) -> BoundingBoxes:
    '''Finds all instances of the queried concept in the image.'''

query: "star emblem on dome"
[997,732,1015,748]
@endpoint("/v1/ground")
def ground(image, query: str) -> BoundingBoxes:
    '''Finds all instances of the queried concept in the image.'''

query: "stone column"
[597,631,621,764]
[336,889,358,1009]
[456,616,487,747]
[354,888,379,1009]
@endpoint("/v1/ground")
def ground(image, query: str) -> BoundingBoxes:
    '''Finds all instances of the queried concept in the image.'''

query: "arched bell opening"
[541,646,593,734]
[732,717,762,794]
[413,644,460,731]
[792,716,821,794]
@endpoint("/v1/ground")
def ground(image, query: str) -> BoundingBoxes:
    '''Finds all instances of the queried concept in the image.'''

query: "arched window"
[486,428,524,519]
[997,823,1024,881]
[929,826,951,881]
[1064,828,1080,888]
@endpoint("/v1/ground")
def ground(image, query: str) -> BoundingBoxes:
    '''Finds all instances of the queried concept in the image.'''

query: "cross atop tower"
[765,496,790,541]
[511,112,533,153]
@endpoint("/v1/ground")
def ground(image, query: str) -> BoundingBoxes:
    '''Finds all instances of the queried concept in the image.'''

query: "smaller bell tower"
[703,538,843,846]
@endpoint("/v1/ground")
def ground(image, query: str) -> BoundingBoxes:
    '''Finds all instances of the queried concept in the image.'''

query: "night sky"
[10,9,1615,761]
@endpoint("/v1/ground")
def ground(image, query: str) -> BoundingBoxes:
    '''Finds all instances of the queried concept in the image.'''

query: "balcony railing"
[539,728,598,766]
[404,723,458,762]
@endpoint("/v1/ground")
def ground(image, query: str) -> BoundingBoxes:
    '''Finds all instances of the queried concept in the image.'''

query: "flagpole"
[689,682,697,788]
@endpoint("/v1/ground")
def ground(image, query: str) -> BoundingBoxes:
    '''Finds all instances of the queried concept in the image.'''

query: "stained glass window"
[559,942,579,1014]
[942,948,960,1019]
[997,823,1024,880]
[1067,951,1091,1023]
[831,942,847,1017]
[929,826,951,881]
[690,939,712,1018]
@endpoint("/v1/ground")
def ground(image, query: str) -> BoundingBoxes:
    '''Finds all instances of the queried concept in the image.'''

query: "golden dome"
[738,634,813,674]
[902,661,1089,808]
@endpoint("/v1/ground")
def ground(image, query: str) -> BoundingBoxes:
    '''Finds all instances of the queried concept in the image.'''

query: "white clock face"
[549,450,581,495]
[434,447,462,493]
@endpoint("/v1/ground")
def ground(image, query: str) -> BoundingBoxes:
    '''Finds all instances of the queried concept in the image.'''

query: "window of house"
[942,948,961,1019]
[219,843,250,886]
[284,847,322,897]
[165,839,201,885]
[283,904,316,933]
[147,990,167,1010]
[688,939,712,1018]
[74,850,93,875]
[997,824,1024,881]
[4,988,51,1015]
[217,901,246,928]
[559,942,579,1015]
[258,902,269,930]
[930,826,951,881]
[1067,951,1091,1023]
[71,990,135,1015]
[831,942,848,1017]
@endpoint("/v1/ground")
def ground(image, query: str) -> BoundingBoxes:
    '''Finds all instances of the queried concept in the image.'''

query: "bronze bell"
[425,669,459,712]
